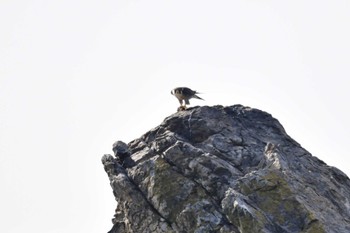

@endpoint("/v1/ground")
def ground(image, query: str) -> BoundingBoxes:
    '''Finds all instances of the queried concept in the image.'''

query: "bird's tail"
[194,94,204,100]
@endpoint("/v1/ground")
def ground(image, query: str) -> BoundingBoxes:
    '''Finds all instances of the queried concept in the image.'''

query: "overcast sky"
[1,0,349,232]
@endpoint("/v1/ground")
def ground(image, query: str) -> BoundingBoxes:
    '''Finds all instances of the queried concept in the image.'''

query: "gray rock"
[113,141,129,153]
[102,105,350,233]
[112,141,135,168]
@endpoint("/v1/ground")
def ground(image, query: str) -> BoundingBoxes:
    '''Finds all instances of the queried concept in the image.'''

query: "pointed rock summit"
[102,105,350,233]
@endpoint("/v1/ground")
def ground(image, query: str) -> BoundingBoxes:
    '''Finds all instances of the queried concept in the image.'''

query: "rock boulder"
[102,105,350,233]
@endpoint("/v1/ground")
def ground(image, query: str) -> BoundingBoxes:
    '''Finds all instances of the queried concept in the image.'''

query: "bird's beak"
[170,90,173,95]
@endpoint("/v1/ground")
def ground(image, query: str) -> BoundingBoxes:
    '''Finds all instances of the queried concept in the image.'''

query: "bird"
[171,87,204,109]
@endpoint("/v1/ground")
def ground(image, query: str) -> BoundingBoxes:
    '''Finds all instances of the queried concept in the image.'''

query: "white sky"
[1,0,349,232]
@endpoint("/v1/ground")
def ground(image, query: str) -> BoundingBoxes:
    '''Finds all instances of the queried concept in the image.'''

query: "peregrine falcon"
[171,87,204,109]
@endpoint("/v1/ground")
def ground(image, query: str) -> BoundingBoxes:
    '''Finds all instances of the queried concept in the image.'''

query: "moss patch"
[152,157,207,222]
[236,170,326,232]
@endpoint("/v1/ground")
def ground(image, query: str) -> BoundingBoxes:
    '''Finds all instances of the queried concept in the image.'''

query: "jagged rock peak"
[102,105,350,233]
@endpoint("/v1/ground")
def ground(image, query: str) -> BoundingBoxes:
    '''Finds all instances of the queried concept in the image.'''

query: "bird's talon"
[177,106,187,112]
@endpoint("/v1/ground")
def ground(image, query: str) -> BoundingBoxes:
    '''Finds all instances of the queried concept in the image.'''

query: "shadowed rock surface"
[102,105,350,233]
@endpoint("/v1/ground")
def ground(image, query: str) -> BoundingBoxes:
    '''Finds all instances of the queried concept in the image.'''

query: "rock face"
[102,105,350,233]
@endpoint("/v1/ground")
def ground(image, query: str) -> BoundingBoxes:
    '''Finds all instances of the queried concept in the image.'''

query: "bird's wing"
[179,87,196,97]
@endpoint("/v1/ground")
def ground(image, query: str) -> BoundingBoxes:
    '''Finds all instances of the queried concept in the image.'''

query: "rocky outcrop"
[102,105,350,233]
